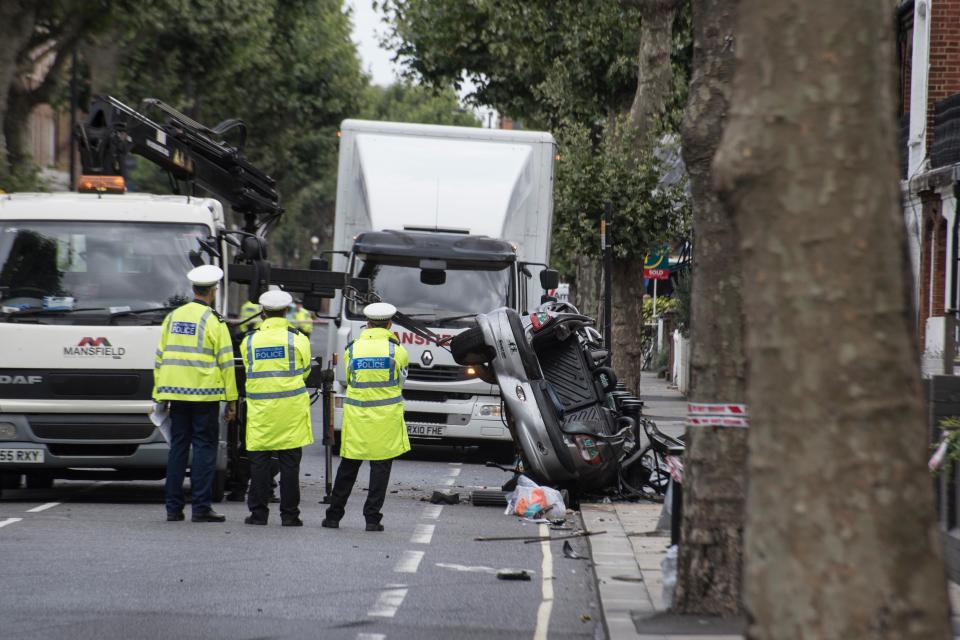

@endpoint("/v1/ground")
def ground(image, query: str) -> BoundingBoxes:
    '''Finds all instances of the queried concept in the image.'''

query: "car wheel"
[451,326,496,365]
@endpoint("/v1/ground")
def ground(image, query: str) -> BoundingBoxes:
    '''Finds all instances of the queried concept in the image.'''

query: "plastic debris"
[504,475,566,521]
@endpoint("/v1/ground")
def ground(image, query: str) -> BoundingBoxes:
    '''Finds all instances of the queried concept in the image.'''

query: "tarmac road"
[0,443,603,640]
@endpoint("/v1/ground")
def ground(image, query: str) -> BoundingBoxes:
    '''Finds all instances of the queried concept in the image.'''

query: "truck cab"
[0,192,230,491]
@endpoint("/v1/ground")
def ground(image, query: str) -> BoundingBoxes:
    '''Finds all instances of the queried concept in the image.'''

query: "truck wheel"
[0,472,22,490]
[25,473,53,490]
[451,327,496,365]
[212,470,226,503]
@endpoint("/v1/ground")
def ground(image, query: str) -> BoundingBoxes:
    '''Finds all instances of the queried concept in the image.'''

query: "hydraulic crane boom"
[76,95,281,236]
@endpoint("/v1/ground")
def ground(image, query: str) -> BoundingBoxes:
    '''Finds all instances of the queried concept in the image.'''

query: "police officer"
[322,302,409,532]
[239,298,262,331]
[290,300,313,336]
[241,289,313,526]
[154,265,237,523]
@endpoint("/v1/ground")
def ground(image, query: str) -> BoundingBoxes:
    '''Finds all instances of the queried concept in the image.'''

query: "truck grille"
[407,365,470,382]
[47,444,139,457]
[402,390,473,402]
[30,423,156,441]
[50,373,141,396]
[405,412,448,425]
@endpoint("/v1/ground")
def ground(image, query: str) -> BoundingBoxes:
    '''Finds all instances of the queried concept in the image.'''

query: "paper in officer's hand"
[150,401,172,443]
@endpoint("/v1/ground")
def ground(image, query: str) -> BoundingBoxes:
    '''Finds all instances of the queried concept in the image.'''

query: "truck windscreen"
[0,220,208,319]
[349,259,512,324]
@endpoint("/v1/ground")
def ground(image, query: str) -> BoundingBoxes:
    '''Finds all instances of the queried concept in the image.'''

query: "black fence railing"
[932,93,960,169]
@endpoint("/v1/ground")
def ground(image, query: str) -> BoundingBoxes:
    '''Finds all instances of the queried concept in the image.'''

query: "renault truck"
[328,119,558,451]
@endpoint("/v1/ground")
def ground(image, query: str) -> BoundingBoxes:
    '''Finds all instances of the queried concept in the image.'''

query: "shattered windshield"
[0,220,207,320]
[348,258,513,326]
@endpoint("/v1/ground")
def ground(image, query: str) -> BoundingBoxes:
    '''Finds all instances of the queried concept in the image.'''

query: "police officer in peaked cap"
[241,288,313,526]
[323,302,409,532]
[154,264,237,523]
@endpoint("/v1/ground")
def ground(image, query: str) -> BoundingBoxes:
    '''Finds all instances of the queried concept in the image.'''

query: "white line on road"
[422,504,443,520]
[447,467,461,477]
[533,523,554,640]
[356,633,385,640]
[448,462,462,466]
[368,586,408,618]
[0,518,23,529]
[393,550,425,574]
[26,502,60,513]
[441,477,456,486]
[410,523,435,544]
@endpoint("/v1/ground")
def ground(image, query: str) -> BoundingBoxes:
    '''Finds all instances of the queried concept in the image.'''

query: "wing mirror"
[540,268,560,291]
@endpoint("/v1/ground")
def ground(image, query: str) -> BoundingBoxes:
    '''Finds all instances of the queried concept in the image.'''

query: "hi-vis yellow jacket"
[341,327,410,460]
[153,301,238,402]
[239,300,262,331]
[292,307,313,335]
[240,317,313,451]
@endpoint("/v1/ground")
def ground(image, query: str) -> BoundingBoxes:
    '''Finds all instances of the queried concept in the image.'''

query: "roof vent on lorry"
[403,225,469,235]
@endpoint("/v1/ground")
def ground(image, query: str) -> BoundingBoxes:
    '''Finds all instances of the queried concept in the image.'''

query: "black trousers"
[248,448,302,521]
[325,457,393,524]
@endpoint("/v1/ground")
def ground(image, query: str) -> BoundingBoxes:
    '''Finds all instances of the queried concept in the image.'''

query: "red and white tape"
[686,402,749,428]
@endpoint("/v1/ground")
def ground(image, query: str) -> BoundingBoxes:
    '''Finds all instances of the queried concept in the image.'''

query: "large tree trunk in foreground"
[673,0,746,616]
[714,1,951,637]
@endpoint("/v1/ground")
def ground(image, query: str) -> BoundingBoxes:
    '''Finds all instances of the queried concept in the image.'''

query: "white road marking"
[441,478,456,486]
[356,634,385,640]
[26,502,60,513]
[448,462,462,466]
[447,467,461,477]
[422,504,443,520]
[533,523,555,640]
[368,586,408,618]
[410,523,435,544]
[0,518,23,529]
[393,550,425,574]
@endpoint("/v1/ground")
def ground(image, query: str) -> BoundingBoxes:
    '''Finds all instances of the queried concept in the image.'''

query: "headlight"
[478,404,501,418]
[0,422,17,439]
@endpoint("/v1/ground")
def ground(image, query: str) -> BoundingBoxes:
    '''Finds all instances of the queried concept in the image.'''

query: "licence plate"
[407,424,446,437]
[0,448,44,464]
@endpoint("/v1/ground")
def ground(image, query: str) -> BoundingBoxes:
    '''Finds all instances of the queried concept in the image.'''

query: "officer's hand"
[224,401,237,423]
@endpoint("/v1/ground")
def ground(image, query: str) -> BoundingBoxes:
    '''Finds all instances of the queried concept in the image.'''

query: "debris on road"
[562,540,587,559]
[505,475,565,520]
[430,490,460,504]
[470,489,508,507]
[475,529,606,543]
[496,569,533,581]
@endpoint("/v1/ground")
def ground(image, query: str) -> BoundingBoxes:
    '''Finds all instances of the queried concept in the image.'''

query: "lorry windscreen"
[349,259,512,324]
[0,220,208,321]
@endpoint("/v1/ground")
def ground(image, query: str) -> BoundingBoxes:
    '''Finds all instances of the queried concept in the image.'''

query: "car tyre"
[451,326,496,365]
[25,472,53,490]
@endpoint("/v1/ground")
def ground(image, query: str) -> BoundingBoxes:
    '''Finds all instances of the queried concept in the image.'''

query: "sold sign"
[643,268,670,280]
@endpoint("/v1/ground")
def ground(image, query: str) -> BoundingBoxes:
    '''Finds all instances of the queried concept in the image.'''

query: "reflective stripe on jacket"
[341,327,410,460]
[153,301,238,402]
[239,301,262,330]
[241,317,313,451]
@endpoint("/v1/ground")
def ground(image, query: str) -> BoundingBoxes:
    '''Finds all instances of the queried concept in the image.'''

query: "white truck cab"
[0,192,230,489]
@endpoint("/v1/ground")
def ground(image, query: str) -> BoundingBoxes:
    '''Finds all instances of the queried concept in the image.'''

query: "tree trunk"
[0,1,37,179]
[572,253,602,321]
[611,258,648,394]
[673,0,746,616]
[628,0,682,142]
[714,1,952,637]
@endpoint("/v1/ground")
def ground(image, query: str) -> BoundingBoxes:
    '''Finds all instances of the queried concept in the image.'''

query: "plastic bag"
[661,544,678,607]
[505,475,566,521]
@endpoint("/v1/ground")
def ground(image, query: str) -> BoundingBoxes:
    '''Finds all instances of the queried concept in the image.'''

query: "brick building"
[900,0,960,375]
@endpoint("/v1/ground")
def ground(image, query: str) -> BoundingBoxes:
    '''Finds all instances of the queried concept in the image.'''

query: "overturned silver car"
[450,303,681,495]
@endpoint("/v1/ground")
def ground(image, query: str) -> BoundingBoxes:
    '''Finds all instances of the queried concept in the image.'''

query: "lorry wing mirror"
[419,258,447,286]
[540,268,560,291]
[188,250,205,268]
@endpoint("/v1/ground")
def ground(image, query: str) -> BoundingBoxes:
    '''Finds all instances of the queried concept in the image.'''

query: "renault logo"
[420,350,434,367]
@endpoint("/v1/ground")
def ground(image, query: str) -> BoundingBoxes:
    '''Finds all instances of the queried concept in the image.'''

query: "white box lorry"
[328,119,558,449]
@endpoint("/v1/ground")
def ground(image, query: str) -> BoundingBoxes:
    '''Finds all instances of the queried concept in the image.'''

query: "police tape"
[686,402,749,428]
